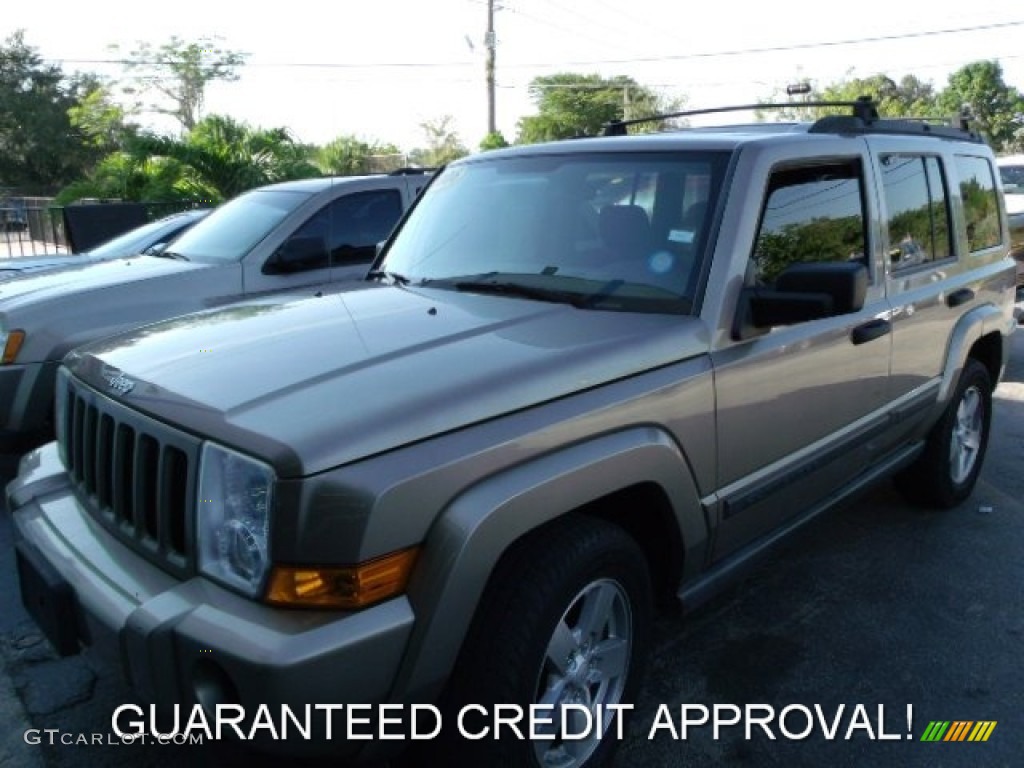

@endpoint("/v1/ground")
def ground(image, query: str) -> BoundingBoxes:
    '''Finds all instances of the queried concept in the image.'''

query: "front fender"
[387,426,705,705]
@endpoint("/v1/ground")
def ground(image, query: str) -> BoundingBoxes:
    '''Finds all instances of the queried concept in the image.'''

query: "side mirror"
[264,236,328,274]
[733,261,867,340]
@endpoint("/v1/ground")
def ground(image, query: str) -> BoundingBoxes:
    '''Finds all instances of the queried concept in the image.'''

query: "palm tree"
[130,115,320,201]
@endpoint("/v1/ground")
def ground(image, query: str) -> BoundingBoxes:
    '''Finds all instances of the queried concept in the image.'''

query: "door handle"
[947,288,974,308]
[851,319,891,345]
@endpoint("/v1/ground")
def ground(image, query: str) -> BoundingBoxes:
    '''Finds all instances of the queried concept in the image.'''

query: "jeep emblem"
[102,371,135,395]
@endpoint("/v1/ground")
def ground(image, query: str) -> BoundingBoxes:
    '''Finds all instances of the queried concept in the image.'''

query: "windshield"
[87,213,201,259]
[380,151,728,313]
[1000,164,1024,191]
[166,189,313,263]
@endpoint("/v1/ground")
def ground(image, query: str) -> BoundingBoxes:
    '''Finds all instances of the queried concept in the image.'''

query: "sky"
[5,0,1024,154]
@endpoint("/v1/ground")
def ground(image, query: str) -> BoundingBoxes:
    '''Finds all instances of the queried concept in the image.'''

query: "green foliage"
[60,114,320,204]
[111,35,248,131]
[516,73,683,143]
[54,152,193,204]
[822,75,941,117]
[758,74,942,121]
[479,131,510,151]
[937,61,1024,153]
[761,64,1024,152]
[410,115,468,166]
[68,84,135,152]
[317,135,404,175]
[130,114,320,201]
[0,31,103,193]
[756,216,864,283]
[959,177,1001,249]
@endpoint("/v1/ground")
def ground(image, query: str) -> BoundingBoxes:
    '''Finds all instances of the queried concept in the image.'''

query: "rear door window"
[880,155,952,271]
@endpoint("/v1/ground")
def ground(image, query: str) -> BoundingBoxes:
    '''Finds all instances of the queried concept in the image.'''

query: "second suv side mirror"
[733,261,868,340]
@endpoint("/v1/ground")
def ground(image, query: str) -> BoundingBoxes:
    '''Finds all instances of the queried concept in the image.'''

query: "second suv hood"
[0,255,201,309]
[70,285,707,476]
[0,253,102,281]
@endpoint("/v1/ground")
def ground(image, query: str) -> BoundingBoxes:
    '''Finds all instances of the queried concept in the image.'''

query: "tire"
[897,358,992,508]
[434,515,652,768]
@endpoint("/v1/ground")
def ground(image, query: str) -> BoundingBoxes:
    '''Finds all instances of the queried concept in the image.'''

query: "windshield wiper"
[367,269,410,285]
[452,279,586,308]
[153,250,190,262]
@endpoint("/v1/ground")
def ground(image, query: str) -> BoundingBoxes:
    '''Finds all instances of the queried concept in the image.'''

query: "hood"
[0,252,104,281]
[69,285,708,477]
[0,255,205,310]
[1005,192,1024,217]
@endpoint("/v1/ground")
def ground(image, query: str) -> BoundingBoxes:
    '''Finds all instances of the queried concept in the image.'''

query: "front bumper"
[8,444,416,759]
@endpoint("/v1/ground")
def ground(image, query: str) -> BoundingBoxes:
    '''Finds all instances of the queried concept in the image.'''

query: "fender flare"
[387,425,706,703]
[937,303,1008,404]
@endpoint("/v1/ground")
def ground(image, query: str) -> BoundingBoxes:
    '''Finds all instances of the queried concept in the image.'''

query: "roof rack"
[388,167,434,176]
[602,97,984,143]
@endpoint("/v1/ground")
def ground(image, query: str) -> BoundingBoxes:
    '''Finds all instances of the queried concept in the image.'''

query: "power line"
[509,19,1024,67]
[44,19,1024,71]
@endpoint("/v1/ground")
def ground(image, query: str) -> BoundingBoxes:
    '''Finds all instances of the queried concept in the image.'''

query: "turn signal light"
[2,330,25,364]
[265,547,419,609]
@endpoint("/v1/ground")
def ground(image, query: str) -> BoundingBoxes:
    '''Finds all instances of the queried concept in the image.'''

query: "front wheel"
[897,358,992,508]
[437,515,652,768]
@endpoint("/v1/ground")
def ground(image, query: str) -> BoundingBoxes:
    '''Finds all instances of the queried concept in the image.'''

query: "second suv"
[0,170,430,451]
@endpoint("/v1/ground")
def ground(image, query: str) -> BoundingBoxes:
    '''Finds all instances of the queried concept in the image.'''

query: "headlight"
[197,442,275,597]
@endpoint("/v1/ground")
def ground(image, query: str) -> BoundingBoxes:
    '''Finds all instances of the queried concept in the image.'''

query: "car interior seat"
[598,204,651,262]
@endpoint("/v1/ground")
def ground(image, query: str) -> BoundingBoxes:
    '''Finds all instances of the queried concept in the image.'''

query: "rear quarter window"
[955,155,1002,252]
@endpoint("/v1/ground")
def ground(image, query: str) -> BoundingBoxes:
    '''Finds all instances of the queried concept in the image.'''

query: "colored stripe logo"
[921,721,997,742]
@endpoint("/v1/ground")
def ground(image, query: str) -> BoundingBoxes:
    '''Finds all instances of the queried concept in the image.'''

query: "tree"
[479,131,509,151]
[68,82,136,153]
[516,73,683,143]
[317,135,404,175]
[59,114,321,204]
[0,30,102,193]
[112,35,248,131]
[55,152,192,204]
[758,73,941,121]
[130,115,320,201]
[409,115,468,166]
[821,74,940,117]
[938,61,1024,153]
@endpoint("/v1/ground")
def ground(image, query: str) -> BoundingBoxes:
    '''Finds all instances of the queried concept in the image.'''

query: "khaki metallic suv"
[7,101,1017,767]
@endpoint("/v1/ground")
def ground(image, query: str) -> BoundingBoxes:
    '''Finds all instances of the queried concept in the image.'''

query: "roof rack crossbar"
[602,98,879,136]
[388,167,434,176]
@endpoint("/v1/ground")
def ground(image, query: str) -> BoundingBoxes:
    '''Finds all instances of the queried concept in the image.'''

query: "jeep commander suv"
[7,101,1017,767]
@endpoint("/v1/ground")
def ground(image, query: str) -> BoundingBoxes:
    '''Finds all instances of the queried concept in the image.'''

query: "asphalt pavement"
[1,315,1022,768]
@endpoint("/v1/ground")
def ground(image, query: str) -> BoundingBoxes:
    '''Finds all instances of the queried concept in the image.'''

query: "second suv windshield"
[166,189,313,263]
[88,212,202,260]
[380,151,728,313]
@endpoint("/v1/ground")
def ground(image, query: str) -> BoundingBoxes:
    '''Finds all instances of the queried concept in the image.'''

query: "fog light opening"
[192,659,241,712]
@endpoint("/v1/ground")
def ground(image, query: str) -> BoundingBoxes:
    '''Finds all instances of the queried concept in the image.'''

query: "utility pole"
[485,0,498,135]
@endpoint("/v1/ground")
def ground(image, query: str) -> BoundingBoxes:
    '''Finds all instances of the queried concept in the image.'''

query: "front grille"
[61,375,199,577]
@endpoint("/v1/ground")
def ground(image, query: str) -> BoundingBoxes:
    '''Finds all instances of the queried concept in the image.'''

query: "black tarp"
[62,203,148,253]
